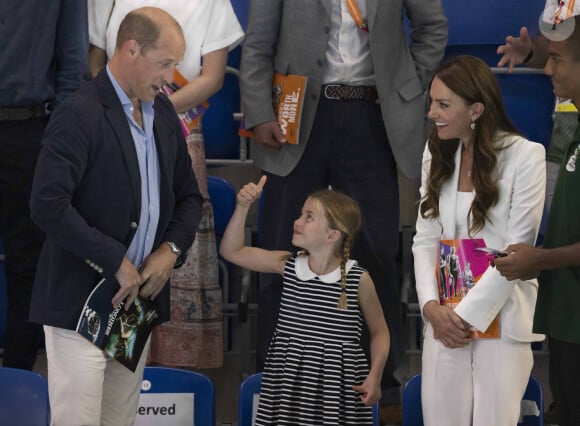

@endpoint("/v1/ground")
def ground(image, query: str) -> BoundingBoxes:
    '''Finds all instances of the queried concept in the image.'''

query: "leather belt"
[321,84,378,102]
[0,104,49,121]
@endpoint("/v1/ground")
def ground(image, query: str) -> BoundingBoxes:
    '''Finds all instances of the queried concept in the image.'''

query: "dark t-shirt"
[534,123,580,343]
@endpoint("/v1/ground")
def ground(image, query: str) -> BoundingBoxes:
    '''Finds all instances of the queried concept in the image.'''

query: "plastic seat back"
[136,366,215,426]
[0,367,50,426]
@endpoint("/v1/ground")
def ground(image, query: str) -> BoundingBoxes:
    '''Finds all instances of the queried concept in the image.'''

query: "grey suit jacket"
[240,0,448,178]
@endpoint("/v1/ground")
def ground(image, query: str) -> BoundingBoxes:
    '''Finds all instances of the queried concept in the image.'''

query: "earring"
[470,120,476,130]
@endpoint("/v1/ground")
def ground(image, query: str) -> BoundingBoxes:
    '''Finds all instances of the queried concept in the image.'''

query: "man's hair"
[116,10,160,53]
[116,7,185,54]
[565,15,580,61]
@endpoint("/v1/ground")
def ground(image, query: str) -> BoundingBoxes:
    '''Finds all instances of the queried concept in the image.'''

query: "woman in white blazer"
[412,55,546,426]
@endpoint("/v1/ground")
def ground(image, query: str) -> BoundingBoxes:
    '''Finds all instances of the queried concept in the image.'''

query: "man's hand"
[497,26,533,72]
[113,256,143,309]
[423,301,471,348]
[252,121,286,149]
[139,244,179,301]
[494,243,542,281]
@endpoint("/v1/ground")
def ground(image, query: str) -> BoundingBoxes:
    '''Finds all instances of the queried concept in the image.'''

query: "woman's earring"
[470,120,476,130]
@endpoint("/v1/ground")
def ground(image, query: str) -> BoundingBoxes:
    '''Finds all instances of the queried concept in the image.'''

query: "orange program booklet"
[437,239,500,338]
[160,69,209,138]
[239,72,308,145]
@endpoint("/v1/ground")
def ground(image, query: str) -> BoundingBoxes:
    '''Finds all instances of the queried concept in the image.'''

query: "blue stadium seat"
[443,0,545,46]
[238,372,262,426]
[0,367,50,426]
[441,0,554,148]
[136,366,215,426]
[207,175,236,238]
[202,70,245,161]
[203,0,251,164]
[402,374,423,426]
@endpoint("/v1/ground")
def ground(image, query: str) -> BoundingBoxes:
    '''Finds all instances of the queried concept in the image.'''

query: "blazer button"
[130,222,138,230]
[317,59,324,66]
[324,26,329,34]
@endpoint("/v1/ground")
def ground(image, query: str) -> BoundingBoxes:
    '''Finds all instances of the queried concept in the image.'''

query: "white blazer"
[413,133,546,342]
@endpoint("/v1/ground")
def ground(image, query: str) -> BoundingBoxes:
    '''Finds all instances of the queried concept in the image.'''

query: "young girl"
[220,175,390,425]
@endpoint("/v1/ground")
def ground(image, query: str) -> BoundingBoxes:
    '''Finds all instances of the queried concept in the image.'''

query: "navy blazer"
[29,69,203,329]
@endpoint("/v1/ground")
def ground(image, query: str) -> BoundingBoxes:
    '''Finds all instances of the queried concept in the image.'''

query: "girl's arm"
[219,176,288,274]
[169,48,228,113]
[353,272,390,406]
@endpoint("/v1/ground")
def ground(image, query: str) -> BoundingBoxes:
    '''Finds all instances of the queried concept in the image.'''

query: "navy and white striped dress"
[255,255,373,425]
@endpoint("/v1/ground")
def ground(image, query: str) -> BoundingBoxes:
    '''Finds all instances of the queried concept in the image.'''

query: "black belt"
[321,84,378,102]
[0,104,48,121]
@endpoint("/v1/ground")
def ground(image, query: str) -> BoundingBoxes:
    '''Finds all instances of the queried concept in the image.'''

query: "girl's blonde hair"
[304,189,362,309]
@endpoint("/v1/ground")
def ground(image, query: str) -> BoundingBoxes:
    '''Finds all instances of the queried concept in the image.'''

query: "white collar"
[294,255,357,283]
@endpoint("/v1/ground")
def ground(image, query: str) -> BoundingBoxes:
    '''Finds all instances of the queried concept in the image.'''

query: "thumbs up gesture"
[237,175,267,208]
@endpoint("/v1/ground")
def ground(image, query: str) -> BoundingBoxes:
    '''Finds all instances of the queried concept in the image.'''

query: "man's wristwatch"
[164,241,182,257]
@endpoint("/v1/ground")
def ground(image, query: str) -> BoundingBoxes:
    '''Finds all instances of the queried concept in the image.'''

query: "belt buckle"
[323,84,342,100]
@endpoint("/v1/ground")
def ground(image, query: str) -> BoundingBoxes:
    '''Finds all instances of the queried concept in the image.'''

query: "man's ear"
[127,39,140,57]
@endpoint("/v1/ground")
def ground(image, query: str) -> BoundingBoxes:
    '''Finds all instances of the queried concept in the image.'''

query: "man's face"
[544,39,580,104]
[128,29,185,102]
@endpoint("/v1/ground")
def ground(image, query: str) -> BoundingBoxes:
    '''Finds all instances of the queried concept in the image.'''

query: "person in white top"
[413,55,546,426]
[88,0,244,368]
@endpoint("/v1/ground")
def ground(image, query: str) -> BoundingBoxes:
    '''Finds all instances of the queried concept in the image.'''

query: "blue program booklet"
[76,278,159,372]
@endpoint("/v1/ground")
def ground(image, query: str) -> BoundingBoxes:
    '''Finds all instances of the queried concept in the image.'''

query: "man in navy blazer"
[29,8,203,425]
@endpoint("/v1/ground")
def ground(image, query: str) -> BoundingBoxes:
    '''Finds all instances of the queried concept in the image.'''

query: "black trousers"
[257,97,402,396]
[549,337,580,426]
[0,117,46,369]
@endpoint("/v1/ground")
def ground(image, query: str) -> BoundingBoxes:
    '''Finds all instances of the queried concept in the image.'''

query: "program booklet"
[76,278,159,371]
[160,69,209,138]
[438,239,500,338]
[238,72,308,145]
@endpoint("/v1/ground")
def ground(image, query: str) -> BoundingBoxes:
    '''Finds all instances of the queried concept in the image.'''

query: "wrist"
[164,241,182,257]
[422,300,439,319]
[163,241,184,268]
[523,48,534,64]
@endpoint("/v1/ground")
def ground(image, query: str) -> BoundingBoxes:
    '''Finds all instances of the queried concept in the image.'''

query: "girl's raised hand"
[237,175,267,208]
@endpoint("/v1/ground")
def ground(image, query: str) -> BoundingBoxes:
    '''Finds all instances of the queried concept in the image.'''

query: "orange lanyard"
[554,0,576,26]
[345,0,368,32]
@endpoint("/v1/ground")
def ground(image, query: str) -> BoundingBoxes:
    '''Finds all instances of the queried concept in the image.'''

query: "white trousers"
[421,323,533,426]
[44,325,150,426]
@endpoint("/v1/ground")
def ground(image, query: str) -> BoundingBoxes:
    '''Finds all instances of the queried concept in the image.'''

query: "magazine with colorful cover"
[438,239,500,338]
[76,278,159,371]
[160,69,209,138]
[238,72,308,145]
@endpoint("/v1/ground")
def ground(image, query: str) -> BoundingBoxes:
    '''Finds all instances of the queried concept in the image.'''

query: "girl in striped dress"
[220,175,390,425]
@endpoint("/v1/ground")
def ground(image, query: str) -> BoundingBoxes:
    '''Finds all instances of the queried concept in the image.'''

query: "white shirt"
[322,0,375,86]
[455,191,475,240]
[89,0,244,81]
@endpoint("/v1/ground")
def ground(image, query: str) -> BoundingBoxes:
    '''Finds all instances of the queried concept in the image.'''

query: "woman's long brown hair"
[420,55,520,235]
